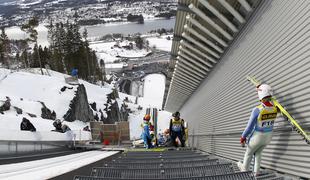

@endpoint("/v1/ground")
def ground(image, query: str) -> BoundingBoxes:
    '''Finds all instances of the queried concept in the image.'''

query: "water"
[5,18,175,47]
[85,18,175,38]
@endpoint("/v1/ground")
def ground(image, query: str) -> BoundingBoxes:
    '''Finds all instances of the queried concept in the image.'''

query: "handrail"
[187,124,310,137]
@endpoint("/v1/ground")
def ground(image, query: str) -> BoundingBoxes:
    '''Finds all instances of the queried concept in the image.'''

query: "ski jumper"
[169,118,185,147]
[241,102,278,173]
[142,121,152,148]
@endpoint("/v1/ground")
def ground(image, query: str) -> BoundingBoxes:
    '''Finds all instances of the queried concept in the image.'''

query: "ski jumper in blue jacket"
[141,114,152,149]
[239,84,278,176]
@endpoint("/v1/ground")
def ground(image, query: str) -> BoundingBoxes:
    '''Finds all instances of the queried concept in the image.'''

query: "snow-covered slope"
[0,68,136,141]
[0,68,171,142]
[0,68,88,141]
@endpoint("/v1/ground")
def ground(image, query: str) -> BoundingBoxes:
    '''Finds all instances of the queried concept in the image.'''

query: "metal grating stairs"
[73,149,287,180]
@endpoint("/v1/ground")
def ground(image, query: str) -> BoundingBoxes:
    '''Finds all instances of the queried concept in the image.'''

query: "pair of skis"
[246,76,310,144]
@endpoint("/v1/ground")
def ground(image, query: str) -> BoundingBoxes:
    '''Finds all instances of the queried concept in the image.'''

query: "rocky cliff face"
[63,84,94,122]
[40,102,56,120]
[102,88,129,124]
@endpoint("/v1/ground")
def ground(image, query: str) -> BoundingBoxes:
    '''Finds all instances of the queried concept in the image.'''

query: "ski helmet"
[144,114,151,121]
[257,84,273,100]
[172,111,180,117]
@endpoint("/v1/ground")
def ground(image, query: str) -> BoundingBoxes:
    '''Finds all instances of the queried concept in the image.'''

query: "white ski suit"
[241,102,278,174]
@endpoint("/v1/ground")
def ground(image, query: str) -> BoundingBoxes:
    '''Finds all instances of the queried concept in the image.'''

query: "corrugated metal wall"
[181,0,310,178]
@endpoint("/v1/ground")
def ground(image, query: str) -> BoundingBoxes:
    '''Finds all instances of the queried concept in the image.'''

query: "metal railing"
[0,130,91,156]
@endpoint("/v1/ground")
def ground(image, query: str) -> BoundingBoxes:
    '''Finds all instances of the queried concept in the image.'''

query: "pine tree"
[135,35,144,49]
[0,28,10,68]
[21,49,29,68]
[0,34,3,66]
[15,52,20,64]
[31,44,39,67]
[21,17,43,74]
[47,19,55,51]
[54,22,67,74]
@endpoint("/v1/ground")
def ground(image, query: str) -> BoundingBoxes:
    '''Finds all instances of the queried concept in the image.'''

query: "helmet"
[55,119,61,124]
[143,114,151,121]
[257,84,273,100]
[172,111,180,117]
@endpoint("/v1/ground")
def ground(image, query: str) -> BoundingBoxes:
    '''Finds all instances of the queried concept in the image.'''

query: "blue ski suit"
[141,121,152,148]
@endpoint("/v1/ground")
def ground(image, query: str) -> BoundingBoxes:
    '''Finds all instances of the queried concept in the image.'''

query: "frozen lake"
[5,18,175,48]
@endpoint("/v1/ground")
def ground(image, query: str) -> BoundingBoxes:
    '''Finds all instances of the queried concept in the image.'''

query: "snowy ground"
[89,41,151,64]
[0,151,118,180]
[146,35,173,52]
[139,74,166,108]
[0,68,137,141]
[128,74,172,139]
[0,67,172,142]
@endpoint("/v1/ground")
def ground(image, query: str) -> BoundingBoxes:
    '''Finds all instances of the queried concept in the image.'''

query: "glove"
[240,137,246,147]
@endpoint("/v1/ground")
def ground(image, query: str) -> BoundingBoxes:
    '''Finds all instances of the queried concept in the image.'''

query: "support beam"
[172,70,200,86]
[184,24,224,53]
[180,40,217,63]
[189,3,233,40]
[186,15,228,47]
[173,74,201,88]
[179,46,213,67]
[171,81,196,92]
[172,80,196,92]
[177,65,205,80]
[170,83,195,94]
[218,0,246,23]
[179,51,210,71]
[182,32,220,59]
[199,0,238,32]
[238,0,253,12]
[171,77,197,90]
[173,34,183,41]
[172,71,201,86]
[176,62,206,80]
[177,56,207,75]
[175,65,205,81]
[177,3,194,14]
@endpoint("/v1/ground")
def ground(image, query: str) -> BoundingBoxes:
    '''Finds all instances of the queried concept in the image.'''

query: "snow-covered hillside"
[0,68,172,142]
[0,68,133,141]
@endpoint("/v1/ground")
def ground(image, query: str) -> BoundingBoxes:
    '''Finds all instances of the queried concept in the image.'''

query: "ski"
[246,76,310,144]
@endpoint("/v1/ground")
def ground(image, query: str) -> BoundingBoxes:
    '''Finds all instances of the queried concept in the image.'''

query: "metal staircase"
[73,149,257,180]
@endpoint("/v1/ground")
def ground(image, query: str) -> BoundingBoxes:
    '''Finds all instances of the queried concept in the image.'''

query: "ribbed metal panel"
[181,0,310,178]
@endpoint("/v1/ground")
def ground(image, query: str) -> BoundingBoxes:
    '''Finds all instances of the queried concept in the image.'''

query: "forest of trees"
[0,17,105,83]
[127,14,144,24]
[47,19,104,82]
